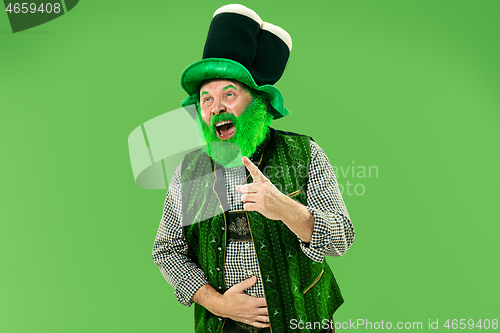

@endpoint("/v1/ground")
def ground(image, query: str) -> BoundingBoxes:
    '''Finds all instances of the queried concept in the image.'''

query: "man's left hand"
[236,156,289,221]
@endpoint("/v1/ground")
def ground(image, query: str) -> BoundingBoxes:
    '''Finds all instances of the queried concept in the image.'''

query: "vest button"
[221,227,225,231]
[218,317,223,321]
[217,247,222,251]
[216,267,221,272]
[218,286,222,290]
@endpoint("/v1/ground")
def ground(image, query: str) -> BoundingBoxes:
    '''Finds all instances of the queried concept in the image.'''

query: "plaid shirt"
[152,140,354,306]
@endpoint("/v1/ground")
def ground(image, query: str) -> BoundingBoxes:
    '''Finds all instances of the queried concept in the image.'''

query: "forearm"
[191,284,225,316]
[294,140,355,260]
[279,195,354,256]
[279,195,315,243]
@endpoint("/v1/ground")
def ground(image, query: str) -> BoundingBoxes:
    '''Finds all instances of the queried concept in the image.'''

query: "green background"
[1,1,499,332]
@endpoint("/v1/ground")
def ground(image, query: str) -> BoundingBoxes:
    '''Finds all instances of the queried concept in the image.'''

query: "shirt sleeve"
[152,163,209,307]
[297,140,355,262]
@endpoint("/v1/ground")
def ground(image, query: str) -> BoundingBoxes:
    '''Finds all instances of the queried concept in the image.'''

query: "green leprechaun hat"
[180,4,292,119]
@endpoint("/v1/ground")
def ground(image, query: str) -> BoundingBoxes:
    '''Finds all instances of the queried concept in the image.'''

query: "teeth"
[215,120,232,128]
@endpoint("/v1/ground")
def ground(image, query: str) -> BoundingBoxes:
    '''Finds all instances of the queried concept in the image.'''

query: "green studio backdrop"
[1,1,499,332]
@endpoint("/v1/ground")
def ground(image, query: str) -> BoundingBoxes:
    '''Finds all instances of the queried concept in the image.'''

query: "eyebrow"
[222,85,238,91]
[201,91,209,96]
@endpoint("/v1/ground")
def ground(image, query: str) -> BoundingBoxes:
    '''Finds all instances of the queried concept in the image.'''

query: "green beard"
[196,96,273,167]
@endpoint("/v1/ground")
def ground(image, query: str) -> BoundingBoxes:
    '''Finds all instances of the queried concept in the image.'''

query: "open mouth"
[214,120,236,140]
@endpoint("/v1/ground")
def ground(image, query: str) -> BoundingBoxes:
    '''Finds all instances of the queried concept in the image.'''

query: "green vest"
[181,129,344,333]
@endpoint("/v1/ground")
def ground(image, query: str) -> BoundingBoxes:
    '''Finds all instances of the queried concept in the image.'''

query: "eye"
[203,97,212,104]
[226,92,235,98]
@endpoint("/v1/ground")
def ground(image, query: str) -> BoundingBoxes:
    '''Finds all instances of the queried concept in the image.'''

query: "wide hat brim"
[180,58,289,119]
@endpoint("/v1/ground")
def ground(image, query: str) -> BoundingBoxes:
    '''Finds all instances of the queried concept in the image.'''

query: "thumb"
[234,276,257,292]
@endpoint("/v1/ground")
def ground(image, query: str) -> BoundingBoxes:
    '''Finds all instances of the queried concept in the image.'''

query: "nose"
[211,98,227,115]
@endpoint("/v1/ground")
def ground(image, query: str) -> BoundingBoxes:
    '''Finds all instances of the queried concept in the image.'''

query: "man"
[153,5,354,333]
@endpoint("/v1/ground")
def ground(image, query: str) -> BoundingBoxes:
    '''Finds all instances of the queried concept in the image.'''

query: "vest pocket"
[303,269,325,294]
[287,189,301,198]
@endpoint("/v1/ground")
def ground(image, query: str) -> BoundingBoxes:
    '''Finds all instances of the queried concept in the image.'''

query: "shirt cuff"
[297,207,333,262]
[174,267,210,307]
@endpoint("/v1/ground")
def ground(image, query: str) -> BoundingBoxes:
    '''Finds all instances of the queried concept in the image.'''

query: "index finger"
[242,156,265,182]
